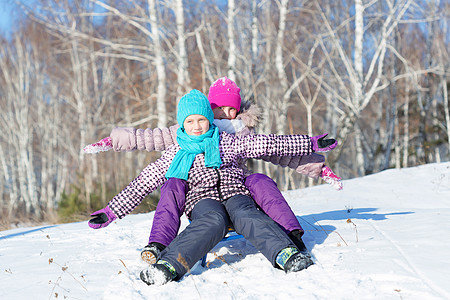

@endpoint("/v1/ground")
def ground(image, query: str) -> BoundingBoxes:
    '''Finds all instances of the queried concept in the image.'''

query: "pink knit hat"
[208,77,241,112]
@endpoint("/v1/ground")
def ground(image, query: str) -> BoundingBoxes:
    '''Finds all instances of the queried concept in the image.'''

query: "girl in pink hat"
[85,77,342,266]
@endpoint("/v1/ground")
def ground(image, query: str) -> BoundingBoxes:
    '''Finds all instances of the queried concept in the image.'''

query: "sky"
[0,0,15,38]
[0,0,30,40]
[1,162,450,299]
[0,0,107,40]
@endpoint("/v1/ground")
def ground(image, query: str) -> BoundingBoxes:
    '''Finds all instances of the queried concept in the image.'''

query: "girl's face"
[183,114,210,136]
[212,106,238,120]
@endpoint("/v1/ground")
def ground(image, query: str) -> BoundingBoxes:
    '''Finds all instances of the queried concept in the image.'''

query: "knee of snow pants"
[159,198,229,279]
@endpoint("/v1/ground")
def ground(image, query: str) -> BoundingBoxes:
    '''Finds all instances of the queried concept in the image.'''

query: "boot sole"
[141,251,157,264]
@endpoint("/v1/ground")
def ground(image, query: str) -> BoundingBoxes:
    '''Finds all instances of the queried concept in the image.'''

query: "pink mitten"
[320,165,343,190]
[83,137,113,154]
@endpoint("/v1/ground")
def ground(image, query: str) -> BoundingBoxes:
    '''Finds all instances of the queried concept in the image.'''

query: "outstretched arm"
[83,124,179,154]
[87,147,176,230]
[232,133,337,159]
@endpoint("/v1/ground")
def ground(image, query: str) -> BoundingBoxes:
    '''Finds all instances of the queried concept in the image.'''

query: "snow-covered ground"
[1,162,450,299]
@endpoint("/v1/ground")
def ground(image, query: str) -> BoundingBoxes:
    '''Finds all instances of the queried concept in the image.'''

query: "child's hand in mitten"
[311,134,338,152]
[320,165,343,190]
[83,137,113,154]
[88,206,117,229]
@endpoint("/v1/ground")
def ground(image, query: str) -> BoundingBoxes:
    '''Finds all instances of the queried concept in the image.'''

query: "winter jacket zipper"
[214,169,223,201]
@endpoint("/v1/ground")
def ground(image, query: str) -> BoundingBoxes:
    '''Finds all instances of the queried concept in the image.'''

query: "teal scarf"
[165,124,222,180]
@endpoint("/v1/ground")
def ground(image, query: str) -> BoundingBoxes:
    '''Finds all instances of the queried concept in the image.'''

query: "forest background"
[0,0,448,227]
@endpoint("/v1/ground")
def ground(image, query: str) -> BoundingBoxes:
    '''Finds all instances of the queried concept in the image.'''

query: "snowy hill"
[1,162,450,299]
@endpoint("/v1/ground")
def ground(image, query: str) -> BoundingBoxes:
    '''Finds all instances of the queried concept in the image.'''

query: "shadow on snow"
[190,208,413,274]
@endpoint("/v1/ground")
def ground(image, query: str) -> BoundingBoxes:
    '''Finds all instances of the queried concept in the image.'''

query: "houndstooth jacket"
[108,132,313,219]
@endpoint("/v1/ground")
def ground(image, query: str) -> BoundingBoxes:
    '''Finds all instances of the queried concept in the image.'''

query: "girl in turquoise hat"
[90,89,337,285]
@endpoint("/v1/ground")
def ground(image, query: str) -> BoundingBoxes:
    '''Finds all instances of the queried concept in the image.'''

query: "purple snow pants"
[148,178,188,246]
[148,174,303,246]
[245,173,303,234]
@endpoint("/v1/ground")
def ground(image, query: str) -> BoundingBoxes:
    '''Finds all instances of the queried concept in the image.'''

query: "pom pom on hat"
[177,89,214,129]
[208,77,241,112]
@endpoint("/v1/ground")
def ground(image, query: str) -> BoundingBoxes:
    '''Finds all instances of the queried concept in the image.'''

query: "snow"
[1,162,450,299]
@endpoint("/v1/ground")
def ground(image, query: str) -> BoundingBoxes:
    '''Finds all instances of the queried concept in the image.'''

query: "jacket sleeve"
[231,133,313,159]
[107,148,175,218]
[259,153,325,179]
[110,124,179,152]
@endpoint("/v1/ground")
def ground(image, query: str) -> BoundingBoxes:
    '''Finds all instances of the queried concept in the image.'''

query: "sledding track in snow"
[368,219,450,299]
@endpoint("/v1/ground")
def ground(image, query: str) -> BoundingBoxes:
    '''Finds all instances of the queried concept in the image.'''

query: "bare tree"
[274,0,289,135]
[148,0,168,127]
[0,36,39,217]
[227,0,237,80]
[441,8,450,157]
[307,0,438,174]
[402,81,411,168]
[174,0,190,99]
[1,0,448,224]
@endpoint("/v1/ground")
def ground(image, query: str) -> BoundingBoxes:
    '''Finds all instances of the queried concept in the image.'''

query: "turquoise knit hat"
[177,89,214,129]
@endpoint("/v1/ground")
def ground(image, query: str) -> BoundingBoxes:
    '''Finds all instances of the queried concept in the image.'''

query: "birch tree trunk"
[148,0,167,127]
[402,82,410,167]
[440,14,450,159]
[430,0,443,163]
[195,23,214,84]
[394,99,401,169]
[382,30,400,170]
[431,90,441,163]
[353,0,365,176]
[0,142,18,217]
[175,0,190,99]
[34,49,55,212]
[442,75,450,158]
[275,0,289,135]
[227,0,237,80]
[260,2,274,135]
[251,0,258,69]
[416,90,429,163]
[383,84,397,170]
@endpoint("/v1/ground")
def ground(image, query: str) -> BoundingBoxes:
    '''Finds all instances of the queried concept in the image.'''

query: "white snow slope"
[1,162,450,300]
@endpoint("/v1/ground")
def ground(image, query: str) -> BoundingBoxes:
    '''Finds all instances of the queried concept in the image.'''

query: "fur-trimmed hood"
[236,101,262,129]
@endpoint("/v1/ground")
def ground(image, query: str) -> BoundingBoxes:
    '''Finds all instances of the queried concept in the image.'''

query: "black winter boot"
[283,252,314,273]
[140,242,166,264]
[140,263,175,286]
